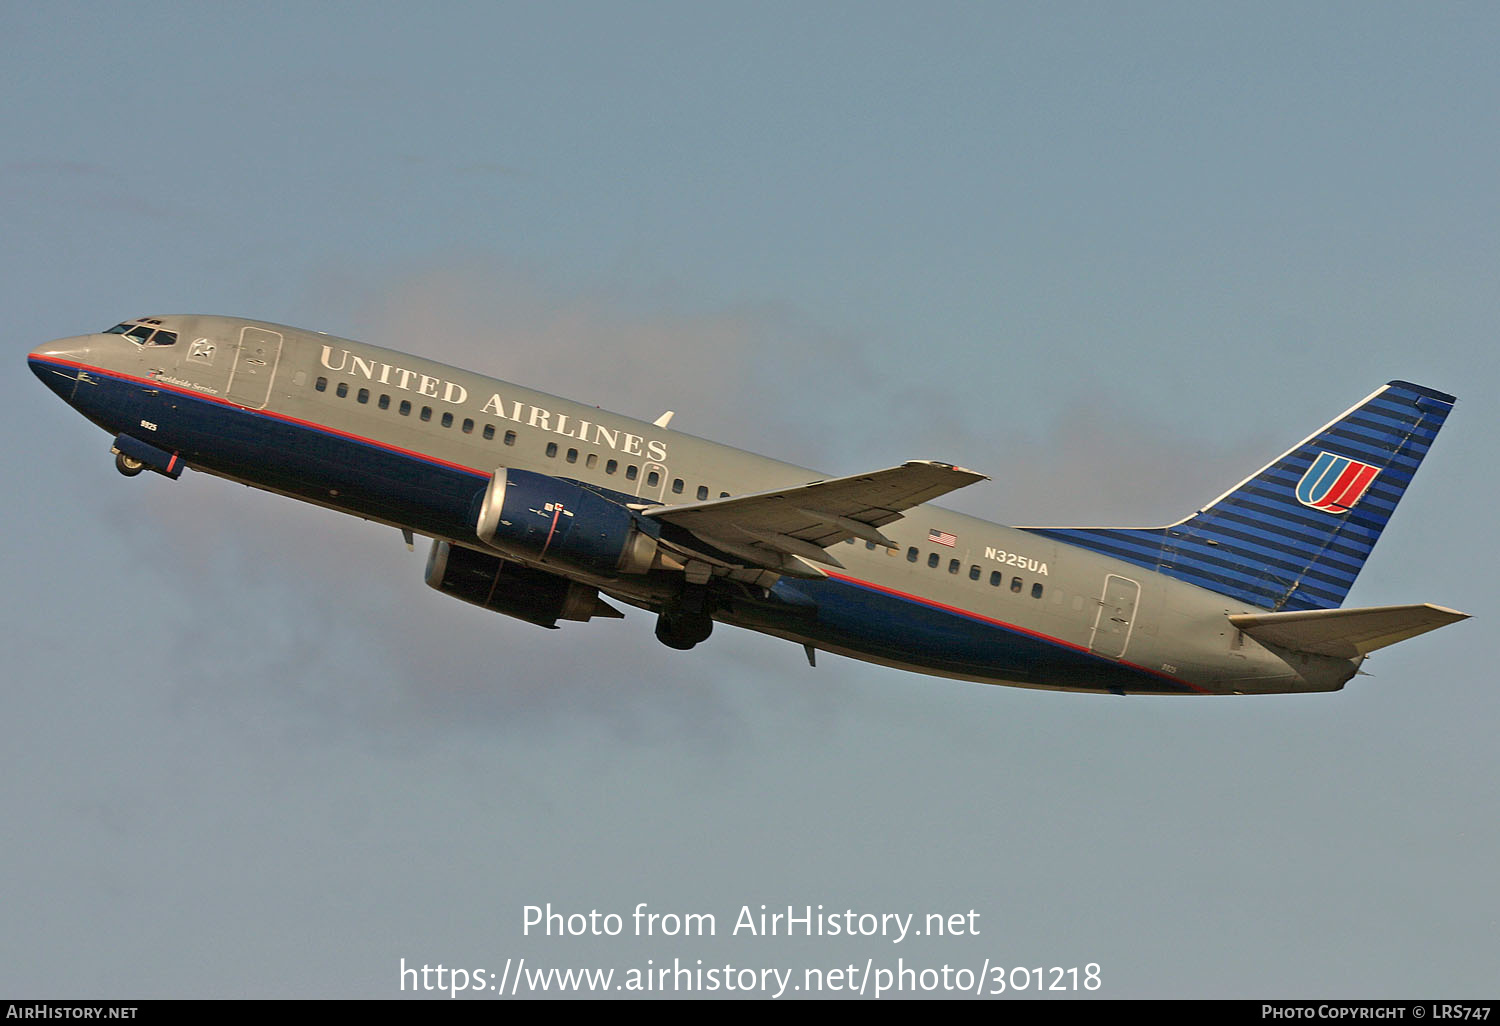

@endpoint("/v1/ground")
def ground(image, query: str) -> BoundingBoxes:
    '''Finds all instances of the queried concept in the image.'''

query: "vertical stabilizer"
[1025,381,1456,611]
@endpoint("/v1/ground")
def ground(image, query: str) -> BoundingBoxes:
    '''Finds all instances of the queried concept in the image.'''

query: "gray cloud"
[347,257,1274,529]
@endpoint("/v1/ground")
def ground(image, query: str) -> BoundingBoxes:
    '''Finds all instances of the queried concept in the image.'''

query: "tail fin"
[1024,381,1456,611]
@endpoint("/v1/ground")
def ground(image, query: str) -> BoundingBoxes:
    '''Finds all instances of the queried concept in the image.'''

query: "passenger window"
[927,553,939,569]
[441,411,453,428]
[357,388,369,404]
[907,547,919,563]
[504,431,516,446]
[1032,582,1044,599]
[948,559,960,574]
[626,465,639,481]
[719,492,729,498]
[420,406,432,422]
[646,470,660,487]
[378,394,390,410]
[336,382,349,398]
[969,565,980,581]
[546,442,558,458]
[697,485,708,500]
[1010,577,1022,593]
[315,377,327,392]
[606,459,618,474]
[399,400,411,416]
[462,418,474,434]
[587,454,598,469]
[483,424,495,440]
[566,448,578,463]
[672,478,684,494]
[990,571,1002,586]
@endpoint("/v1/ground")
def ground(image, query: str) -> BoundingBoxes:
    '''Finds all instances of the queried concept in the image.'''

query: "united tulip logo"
[1295,452,1381,514]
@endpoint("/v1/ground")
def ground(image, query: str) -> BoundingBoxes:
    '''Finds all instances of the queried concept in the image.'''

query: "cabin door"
[225,326,283,410]
[1089,574,1140,659]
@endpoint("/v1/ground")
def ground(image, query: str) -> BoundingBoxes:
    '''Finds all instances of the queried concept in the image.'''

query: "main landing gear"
[114,452,145,477]
[654,584,714,650]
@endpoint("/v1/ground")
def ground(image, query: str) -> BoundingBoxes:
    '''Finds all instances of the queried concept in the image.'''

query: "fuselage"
[27,315,1363,695]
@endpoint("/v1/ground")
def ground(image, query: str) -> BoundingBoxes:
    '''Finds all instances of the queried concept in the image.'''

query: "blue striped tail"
[1023,381,1456,611]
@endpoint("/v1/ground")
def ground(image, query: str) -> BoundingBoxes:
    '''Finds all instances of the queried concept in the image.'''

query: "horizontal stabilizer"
[1228,603,1469,659]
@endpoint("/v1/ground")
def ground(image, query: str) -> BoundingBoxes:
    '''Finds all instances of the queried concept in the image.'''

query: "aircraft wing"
[637,460,987,578]
[1228,603,1470,659]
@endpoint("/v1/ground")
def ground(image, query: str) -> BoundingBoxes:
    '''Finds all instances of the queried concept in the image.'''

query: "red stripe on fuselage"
[44,356,1206,693]
[821,570,1207,693]
[40,357,490,480]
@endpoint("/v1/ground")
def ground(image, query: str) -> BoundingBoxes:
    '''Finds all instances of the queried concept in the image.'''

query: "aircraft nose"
[28,336,92,398]
[29,336,92,365]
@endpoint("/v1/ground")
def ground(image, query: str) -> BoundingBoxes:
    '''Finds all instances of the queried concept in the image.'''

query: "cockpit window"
[105,321,176,346]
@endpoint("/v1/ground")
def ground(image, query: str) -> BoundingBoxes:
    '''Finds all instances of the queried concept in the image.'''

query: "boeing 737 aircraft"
[27,316,1468,695]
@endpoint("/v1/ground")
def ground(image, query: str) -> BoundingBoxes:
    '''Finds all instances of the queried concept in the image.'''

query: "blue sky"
[4,2,1496,998]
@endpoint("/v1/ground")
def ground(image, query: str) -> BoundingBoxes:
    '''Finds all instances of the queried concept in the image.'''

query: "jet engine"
[474,468,660,575]
[425,540,623,628]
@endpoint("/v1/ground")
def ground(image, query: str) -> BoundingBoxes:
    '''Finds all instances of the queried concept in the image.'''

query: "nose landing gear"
[109,433,185,479]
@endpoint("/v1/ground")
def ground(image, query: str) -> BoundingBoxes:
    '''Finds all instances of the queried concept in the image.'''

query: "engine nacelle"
[425,541,623,628]
[475,467,660,575]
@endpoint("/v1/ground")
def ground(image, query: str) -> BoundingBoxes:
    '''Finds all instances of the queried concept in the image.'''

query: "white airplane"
[28,315,1468,695]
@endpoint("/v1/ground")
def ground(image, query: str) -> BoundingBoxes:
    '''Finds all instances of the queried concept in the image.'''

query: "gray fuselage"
[28,315,1364,695]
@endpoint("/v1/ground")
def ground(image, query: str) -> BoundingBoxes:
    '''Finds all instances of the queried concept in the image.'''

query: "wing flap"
[641,460,986,574]
[1228,603,1470,659]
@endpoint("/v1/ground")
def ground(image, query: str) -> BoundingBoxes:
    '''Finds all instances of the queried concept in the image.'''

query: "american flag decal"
[928,528,957,548]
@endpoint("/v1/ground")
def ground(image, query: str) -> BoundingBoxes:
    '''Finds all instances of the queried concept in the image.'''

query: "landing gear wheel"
[114,453,145,477]
[655,610,713,650]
